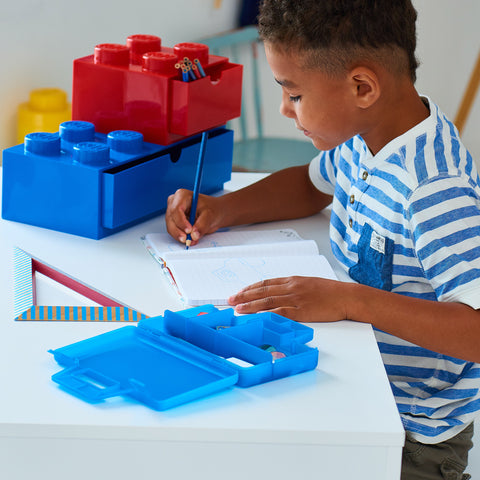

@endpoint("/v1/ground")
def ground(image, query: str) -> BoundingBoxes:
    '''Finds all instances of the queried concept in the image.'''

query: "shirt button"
[349,194,355,204]
[349,218,353,228]
[362,171,368,180]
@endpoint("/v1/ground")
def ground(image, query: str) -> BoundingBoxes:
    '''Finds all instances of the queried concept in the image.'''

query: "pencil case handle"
[52,367,129,402]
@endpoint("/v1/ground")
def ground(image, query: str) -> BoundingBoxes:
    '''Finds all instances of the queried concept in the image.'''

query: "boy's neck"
[362,82,430,155]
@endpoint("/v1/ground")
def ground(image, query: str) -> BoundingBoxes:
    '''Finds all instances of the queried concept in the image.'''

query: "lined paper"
[143,229,337,306]
[170,254,337,305]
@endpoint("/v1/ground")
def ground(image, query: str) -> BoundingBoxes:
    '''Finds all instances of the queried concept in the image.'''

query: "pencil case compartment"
[161,318,292,388]
[210,311,314,349]
[160,308,319,388]
[214,316,318,387]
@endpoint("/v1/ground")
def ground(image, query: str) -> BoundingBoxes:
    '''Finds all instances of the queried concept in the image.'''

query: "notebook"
[142,228,337,306]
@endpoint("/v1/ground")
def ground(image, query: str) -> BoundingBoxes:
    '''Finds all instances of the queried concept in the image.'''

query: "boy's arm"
[165,164,332,245]
[352,283,480,363]
[229,277,480,363]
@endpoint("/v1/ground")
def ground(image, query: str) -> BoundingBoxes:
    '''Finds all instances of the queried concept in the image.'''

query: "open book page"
[143,229,308,264]
[162,240,319,261]
[142,228,337,306]
[170,254,337,306]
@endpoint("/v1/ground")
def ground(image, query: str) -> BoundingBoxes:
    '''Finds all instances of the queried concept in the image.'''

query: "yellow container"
[17,88,71,144]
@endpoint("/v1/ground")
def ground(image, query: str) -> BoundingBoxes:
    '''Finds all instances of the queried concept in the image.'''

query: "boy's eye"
[289,95,301,103]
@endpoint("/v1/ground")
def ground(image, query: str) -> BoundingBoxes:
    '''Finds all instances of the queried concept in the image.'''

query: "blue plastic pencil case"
[49,305,319,410]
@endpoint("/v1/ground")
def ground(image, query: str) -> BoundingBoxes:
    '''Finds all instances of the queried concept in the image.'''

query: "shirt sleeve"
[408,175,480,309]
[308,148,339,196]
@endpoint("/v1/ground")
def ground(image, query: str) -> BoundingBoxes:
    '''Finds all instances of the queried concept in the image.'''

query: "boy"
[165,1,480,478]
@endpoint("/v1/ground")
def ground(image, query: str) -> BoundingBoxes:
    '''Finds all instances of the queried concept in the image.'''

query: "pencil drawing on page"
[212,258,269,287]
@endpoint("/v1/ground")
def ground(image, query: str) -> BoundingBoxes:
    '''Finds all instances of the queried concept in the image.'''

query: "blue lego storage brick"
[102,127,232,229]
[49,306,319,410]
[1,121,232,239]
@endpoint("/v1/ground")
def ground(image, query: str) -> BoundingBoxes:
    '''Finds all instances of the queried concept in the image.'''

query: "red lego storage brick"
[72,34,243,145]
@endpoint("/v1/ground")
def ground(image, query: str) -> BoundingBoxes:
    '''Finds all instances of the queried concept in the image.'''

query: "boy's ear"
[349,67,380,109]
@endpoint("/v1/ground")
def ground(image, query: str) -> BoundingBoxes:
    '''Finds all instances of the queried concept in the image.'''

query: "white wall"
[0,0,241,151]
[415,0,480,165]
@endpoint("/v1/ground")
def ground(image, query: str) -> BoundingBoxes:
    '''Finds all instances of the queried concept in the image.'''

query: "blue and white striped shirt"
[309,97,480,443]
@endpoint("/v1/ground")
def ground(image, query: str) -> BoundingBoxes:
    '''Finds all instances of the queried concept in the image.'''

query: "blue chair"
[199,26,318,172]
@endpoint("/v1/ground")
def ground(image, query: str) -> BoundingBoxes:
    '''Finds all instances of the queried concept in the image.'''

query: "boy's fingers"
[165,209,191,239]
[188,200,216,240]
[167,224,188,245]
[166,190,221,246]
[228,278,289,306]
[166,190,195,243]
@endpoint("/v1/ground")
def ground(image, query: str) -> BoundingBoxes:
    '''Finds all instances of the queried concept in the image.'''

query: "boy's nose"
[280,95,296,119]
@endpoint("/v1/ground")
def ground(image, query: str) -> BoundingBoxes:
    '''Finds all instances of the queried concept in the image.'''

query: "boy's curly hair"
[258,0,420,82]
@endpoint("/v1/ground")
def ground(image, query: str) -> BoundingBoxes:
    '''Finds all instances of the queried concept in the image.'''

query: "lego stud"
[127,34,161,65]
[60,121,95,144]
[94,44,130,67]
[73,142,110,166]
[107,130,144,154]
[24,132,61,156]
[29,88,68,112]
[173,43,209,67]
[17,88,71,144]
[142,52,178,75]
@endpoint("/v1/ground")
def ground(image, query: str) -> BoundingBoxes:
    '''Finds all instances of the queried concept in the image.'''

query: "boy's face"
[265,42,360,151]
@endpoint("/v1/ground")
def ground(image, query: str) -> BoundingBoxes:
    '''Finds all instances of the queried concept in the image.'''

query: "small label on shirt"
[370,230,386,254]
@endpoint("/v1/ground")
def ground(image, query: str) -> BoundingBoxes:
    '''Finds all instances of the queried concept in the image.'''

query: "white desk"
[0,171,404,480]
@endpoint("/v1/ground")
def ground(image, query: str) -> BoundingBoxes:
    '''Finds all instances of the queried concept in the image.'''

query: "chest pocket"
[349,224,394,291]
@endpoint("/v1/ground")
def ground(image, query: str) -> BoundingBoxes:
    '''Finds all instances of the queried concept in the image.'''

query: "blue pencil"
[186,131,208,249]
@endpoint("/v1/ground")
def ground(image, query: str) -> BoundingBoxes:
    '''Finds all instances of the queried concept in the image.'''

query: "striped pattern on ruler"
[16,305,148,322]
[13,247,34,318]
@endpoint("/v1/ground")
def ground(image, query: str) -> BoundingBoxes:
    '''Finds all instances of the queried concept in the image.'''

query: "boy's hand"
[228,276,350,323]
[165,189,223,246]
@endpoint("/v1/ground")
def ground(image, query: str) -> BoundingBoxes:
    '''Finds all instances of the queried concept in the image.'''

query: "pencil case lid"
[50,305,318,409]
